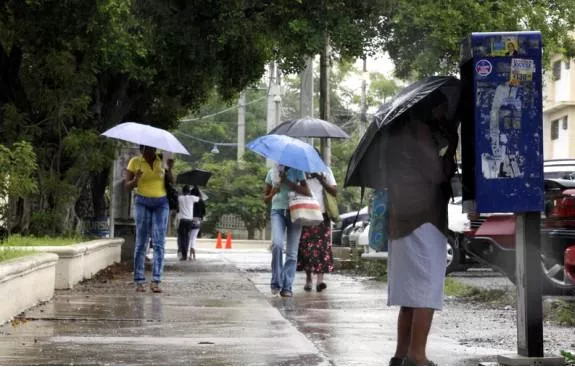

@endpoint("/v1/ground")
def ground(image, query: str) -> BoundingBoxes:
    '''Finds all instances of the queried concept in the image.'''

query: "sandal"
[135,284,146,292]
[279,290,293,298]
[316,282,327,292]
[150,282,162,293]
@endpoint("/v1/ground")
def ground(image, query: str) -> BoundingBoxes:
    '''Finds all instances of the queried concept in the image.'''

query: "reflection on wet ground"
[0,253,327,365]
[0,249,570,365]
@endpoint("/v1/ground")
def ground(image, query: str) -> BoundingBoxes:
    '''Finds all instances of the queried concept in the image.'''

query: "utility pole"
[266,62,276,135]
[300,57,314,118]
[319,35,331,166]
[360,56,368,137]
[300,57,314,145]
[275,65,282,127]
[237,91,246,162]
[266,62,277,167]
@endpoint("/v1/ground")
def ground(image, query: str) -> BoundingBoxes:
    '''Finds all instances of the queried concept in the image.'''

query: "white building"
[543,56,575,159]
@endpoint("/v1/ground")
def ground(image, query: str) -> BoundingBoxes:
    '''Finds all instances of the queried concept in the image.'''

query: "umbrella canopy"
[176,169,212,186]
[101,122,190,155]
[246,134,328,173]
[268,117,350,139]
[345,76,461,190]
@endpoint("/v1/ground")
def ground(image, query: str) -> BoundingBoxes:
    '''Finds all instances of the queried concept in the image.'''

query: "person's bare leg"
[316,272,324,284]
[190,248,196,260]
[394,306,413,359]
[408,307,435,365]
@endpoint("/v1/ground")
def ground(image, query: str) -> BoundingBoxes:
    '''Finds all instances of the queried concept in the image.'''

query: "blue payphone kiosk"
[460,31,544,214]
[459,32,564,364]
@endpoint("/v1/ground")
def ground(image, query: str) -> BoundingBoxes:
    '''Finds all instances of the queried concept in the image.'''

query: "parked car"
[348,220,369,247]
[449,159,575,276]
[341,222,363,246]
[464,178,575,295]
[541,159,575,180]
[333,207,368,246]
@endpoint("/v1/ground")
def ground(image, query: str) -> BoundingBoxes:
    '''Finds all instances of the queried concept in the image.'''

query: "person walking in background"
[177,185,200,261]
[188,185,206,261]
[297,164,337,292]
[124,145,174,293]
[386,94,458,366]
[263,164,311,298]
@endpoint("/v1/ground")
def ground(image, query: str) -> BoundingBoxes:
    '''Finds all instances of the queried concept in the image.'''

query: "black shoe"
[389,357,405,366]
[316,282,327,292]
[402,357,436,366]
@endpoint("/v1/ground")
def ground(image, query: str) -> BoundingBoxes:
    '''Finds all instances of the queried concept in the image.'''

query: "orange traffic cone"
[215,232,222,249]
[225,232,232,249]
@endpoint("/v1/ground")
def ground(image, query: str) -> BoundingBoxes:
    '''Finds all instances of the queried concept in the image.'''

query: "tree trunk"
[247,226,255,240]
[91,167,110,218]
[8,196,31,234]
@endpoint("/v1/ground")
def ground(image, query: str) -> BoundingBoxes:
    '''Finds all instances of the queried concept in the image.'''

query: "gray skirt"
[387,222,447,310]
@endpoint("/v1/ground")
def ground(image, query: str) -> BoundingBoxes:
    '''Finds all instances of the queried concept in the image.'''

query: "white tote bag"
[288,191,323,226]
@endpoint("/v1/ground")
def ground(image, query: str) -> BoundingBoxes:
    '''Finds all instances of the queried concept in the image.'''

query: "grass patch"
[0,248,36,262]
[358,258,388,281]
[444,278,516,306]
[334,248,388,281]
[548,300,575,326]
[1,234,86,247]
[562,350,575,366]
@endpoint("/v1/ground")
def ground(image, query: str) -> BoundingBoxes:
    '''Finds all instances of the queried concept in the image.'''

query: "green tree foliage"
[367,72,401,107]
[0,142,38,233]
[380,0,575,79]
[263,0,389,73]
[199,154,269,239]
[176,87,268,165]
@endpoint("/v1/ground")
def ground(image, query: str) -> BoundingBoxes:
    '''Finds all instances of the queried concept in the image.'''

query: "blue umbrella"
[246,134,328,173]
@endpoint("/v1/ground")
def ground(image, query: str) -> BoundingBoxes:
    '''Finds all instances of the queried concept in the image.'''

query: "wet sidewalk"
[0,248,511,365]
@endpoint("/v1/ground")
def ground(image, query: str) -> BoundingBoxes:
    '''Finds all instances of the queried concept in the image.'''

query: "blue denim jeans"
[134,195,169,284]
[270,209,303,293]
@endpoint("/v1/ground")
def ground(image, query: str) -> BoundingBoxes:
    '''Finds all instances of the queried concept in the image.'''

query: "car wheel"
[540,253,575,296]
[446,232,461,275]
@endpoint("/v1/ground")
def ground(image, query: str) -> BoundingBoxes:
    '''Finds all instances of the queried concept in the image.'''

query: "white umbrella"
[101,122,190,155]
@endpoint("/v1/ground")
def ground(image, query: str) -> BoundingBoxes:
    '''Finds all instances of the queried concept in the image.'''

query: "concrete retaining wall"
[0,253,58,324]
[6,238,124,289]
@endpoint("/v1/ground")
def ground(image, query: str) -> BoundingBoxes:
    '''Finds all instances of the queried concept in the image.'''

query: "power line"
[178,96,266,124]
[175,130,238,147]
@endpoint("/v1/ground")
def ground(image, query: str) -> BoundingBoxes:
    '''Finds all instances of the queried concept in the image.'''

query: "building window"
[553,61,562,81]
[551,119,559,140]
[563,116,569,130]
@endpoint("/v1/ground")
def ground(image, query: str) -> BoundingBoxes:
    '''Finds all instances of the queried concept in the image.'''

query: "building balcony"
[543,100,575,115]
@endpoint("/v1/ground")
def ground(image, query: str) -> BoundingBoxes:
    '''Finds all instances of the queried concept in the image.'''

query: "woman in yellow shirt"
[125,145,174,293]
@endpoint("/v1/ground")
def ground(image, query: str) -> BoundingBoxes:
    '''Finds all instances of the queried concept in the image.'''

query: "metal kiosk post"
[459,31,564,365]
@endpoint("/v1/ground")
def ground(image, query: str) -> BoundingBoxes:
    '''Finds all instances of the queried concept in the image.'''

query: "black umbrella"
[176,169,212,186]
[344,76,461,190]
[268,117,350,139]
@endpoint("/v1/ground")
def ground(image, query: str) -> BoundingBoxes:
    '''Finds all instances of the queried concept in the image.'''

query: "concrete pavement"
[0,243,512,365]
